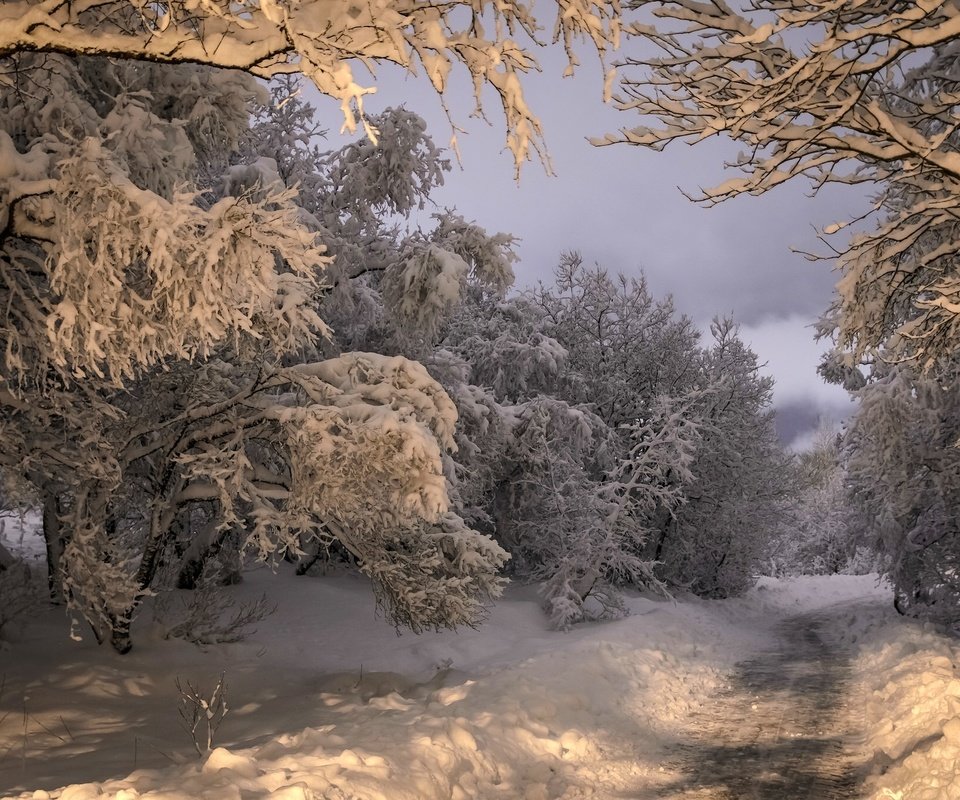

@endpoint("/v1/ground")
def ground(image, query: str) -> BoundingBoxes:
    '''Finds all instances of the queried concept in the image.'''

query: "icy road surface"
[660,606,865,799]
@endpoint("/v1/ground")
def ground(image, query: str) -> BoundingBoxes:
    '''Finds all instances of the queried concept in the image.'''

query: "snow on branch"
[609,0,960,192]
[608,0,960,369]
[0,133,330,383]
[0,0,623,172]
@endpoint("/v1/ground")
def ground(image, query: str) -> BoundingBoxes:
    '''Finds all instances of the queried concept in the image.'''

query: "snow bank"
[14,569,958,800]
[29,632,721,800]
[851,614,960,800]
[746,575,960,799]
[2,569,743,799]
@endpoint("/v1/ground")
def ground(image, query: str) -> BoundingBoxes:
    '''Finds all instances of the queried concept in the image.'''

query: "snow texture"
[8,565,956,800]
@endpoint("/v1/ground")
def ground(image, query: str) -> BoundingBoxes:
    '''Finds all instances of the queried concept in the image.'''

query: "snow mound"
[854,617,960,800]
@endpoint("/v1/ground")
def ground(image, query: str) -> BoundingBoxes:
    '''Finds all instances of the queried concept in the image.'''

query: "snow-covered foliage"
[531,253,700,427]
[445,295,568,402]
[42,347,509,652]
[0,56,324,384]
[0,0,622,172]
[494,395,644,628]
[321,108,449,221]
[770,427,872,578]
[604,0,960,371]
[528,266,787,599]
[1,54,515,652]
[384,214,517,341]
[843,364,960,622]
[246,88,516,352]
[659,319,789,597]
[604,0,960,616]
[441,259,791,618]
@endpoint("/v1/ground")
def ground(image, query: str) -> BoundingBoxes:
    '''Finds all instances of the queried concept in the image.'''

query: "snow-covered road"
[3,571,959,799]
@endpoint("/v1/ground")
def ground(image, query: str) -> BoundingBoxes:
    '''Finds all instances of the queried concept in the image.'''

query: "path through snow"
[9,569,960,799]
[659,605,867,799]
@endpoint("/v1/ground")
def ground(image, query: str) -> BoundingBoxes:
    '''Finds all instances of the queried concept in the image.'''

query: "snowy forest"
[2,1,960,799]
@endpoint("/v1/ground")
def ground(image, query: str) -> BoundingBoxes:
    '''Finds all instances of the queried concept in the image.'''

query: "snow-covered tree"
[443,292,569,404]
[531,253,700,428]
[606,0,960,372]
[773,427,872,578]
[51,353,510,652]
[658,319,789,597]
[525,262,787,596]
[443,260,788,612]
[0,55,516,651]
[0,0,622,173]
[843,364,960,620]
[0,56,321,385]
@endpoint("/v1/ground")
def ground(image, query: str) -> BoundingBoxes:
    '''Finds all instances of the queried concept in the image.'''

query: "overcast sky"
[305,51,864,450]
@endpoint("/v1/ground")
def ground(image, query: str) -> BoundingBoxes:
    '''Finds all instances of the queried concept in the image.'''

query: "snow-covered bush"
[493,396,648,627]
[1,56,513,652]
[176,672,229,758]
[842,364,960,622]
[158,586,274,647]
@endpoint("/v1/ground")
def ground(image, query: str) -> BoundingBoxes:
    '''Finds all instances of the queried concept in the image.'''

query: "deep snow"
[1,519,958,799]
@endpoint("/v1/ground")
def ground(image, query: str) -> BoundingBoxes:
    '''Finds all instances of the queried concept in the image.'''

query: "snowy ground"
[1,534,958,799]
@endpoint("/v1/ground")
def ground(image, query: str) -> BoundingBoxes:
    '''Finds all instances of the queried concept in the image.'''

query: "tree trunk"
[652,507,674,562]
[176,521,232,589]
[571,567,599,603]
[0,539,18,571]
[107,495,179,654]
[41,489,65,603]
[109,612,133,654]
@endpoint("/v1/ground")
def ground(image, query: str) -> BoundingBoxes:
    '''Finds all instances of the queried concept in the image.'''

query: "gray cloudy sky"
[306,53,863,450]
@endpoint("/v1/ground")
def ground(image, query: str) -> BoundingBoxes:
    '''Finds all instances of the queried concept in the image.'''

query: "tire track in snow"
[656,608,865,799]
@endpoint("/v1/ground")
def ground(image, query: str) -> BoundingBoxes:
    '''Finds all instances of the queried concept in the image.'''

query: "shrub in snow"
[155,563,275,647]
[494,396,658,627]
[176,672,229,758]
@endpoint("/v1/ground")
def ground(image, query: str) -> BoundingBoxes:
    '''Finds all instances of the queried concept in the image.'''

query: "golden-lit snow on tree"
[0,0,622,173]
[0,46,525,650]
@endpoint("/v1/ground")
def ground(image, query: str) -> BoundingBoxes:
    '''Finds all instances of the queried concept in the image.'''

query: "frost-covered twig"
[176,672,229,758]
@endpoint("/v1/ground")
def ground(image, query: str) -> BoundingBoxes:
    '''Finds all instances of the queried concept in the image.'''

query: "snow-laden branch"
[607,0,960,368]
[0,0,622,171]
[0,129,330,383]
